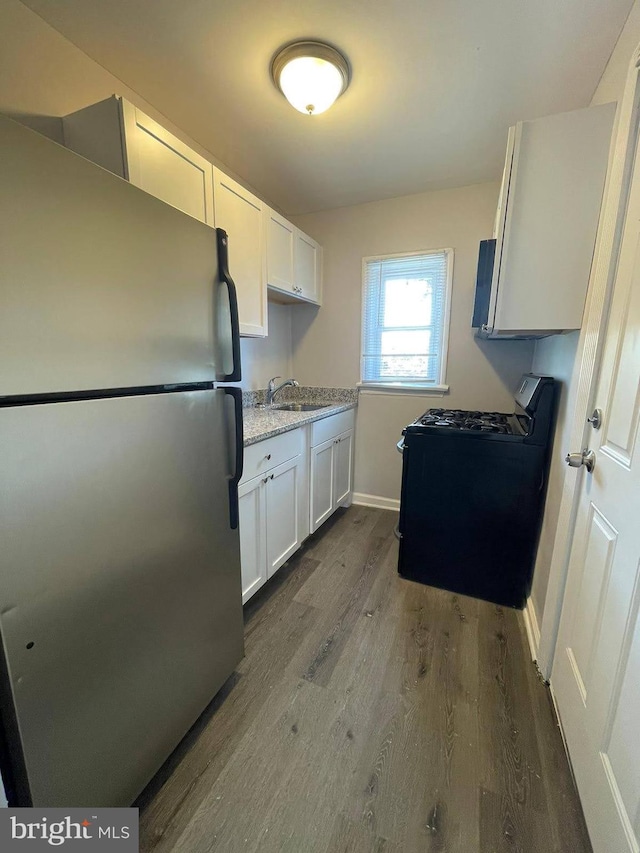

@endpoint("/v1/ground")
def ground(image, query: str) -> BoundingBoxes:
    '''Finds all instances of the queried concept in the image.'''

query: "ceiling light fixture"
[270,40,351,116]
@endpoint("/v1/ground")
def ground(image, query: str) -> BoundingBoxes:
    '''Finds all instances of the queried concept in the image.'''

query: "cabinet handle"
[265,454,271,460]
[262,477,269,484]
[270,474,274,480]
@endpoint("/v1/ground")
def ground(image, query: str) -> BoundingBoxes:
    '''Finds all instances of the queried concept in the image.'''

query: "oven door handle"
[396,438,405,455]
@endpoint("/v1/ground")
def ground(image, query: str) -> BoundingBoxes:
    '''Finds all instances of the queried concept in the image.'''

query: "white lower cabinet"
[310,429,353,534]
[310,438,335,532]
[238,474,267,603]
[238,432,308,604]
[239,410,355,603]
[266,456,306,576]
[333,429,354,506]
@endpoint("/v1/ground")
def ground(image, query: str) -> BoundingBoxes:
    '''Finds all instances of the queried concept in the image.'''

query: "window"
[361,249,453,389]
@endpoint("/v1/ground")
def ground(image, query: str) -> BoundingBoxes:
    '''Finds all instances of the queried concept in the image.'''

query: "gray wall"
[292,183,535,502]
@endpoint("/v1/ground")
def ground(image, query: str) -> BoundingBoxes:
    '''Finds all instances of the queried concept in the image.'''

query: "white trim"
[537,48,640,680]
[358,383,449,396]
[547,678,576,786]
[352,492,400,511]
[522,597,541,661]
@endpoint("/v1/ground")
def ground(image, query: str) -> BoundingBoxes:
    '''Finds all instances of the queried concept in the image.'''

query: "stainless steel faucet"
[266,376,299,404]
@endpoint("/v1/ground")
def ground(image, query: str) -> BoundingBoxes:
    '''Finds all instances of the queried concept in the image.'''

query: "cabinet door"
[333,429,354,507]
[491,104,615,334]
[266,208,295,294]
[63,97,215,227]
[213,169,267,337]
[265,455,303,577]
[310,437,335,533]
[295,230,322,305]
[121,100,215,225]
[238,475,267,603]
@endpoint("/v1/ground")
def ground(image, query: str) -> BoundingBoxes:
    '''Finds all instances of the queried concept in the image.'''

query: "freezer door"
[0,115,234,395]
[0,389,244,806]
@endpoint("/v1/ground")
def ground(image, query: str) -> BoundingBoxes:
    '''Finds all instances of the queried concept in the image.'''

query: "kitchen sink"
[272,402,332,412]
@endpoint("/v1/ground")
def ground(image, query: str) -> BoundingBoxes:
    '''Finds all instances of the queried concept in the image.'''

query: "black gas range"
[397,374,556,608]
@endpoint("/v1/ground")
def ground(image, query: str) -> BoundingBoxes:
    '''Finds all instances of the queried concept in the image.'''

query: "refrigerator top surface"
[0,115,227,397]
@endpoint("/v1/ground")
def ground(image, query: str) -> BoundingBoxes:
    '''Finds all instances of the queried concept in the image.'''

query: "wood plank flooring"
[136,506,591,853]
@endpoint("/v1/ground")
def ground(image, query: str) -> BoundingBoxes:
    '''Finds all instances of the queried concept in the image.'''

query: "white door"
[238,474,267,603]
[265,456,302,577]
[310,438,335,533]
[213,169,267,337]
[333,429,353,507]
[552,87,640,852]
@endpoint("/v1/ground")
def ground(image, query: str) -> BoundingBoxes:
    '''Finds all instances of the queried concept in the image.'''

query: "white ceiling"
[22,0,633,215]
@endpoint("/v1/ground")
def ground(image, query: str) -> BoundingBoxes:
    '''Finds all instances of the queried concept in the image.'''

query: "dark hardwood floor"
[136,506,591,853]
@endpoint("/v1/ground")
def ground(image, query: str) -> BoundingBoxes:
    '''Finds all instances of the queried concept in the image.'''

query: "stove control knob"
[565,449,596,473]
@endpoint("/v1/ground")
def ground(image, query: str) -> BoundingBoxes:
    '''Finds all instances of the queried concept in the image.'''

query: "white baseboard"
[352,492,400,511]
[522,596,541,662]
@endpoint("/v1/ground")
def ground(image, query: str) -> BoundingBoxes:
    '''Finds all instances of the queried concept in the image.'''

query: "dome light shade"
[271,41,350,116]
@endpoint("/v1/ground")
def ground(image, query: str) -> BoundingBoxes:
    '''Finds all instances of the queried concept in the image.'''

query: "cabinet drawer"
[311,410,355,448]
[242,428,304,483]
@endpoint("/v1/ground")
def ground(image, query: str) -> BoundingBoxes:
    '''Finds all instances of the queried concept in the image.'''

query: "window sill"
[358,382,449,397]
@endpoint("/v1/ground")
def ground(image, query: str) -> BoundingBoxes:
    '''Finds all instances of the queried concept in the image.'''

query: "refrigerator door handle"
[217,229,242,383]
[224,386,244,529]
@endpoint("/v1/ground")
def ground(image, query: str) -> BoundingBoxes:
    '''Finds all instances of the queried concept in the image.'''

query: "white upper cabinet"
[478,102,615,338]
[295,230,322,305]
[266,208,296,294]
[213,169,268,337]
[266,207,323,306]
[63,96,268,337]
[63,96,214,226]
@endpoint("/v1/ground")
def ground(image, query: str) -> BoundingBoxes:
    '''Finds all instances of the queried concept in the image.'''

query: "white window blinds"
[361,249,452,386]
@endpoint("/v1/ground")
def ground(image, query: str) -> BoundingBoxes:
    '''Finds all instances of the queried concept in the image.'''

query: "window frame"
[359,247,454,393]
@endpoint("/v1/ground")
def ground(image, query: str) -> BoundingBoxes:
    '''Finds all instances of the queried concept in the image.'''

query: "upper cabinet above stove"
[474,102,615,339]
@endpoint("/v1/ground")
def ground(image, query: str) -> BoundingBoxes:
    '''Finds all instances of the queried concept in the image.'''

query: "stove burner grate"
[416,408,513,434]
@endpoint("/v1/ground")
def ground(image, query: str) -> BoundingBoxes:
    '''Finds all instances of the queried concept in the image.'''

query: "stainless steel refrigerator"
[0,115,244,807]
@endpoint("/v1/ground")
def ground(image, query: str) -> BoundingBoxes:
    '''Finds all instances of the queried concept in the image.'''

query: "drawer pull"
[266,454,271,460]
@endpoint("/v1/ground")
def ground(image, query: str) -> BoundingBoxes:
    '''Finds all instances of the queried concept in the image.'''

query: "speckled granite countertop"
[242,387,358,447]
